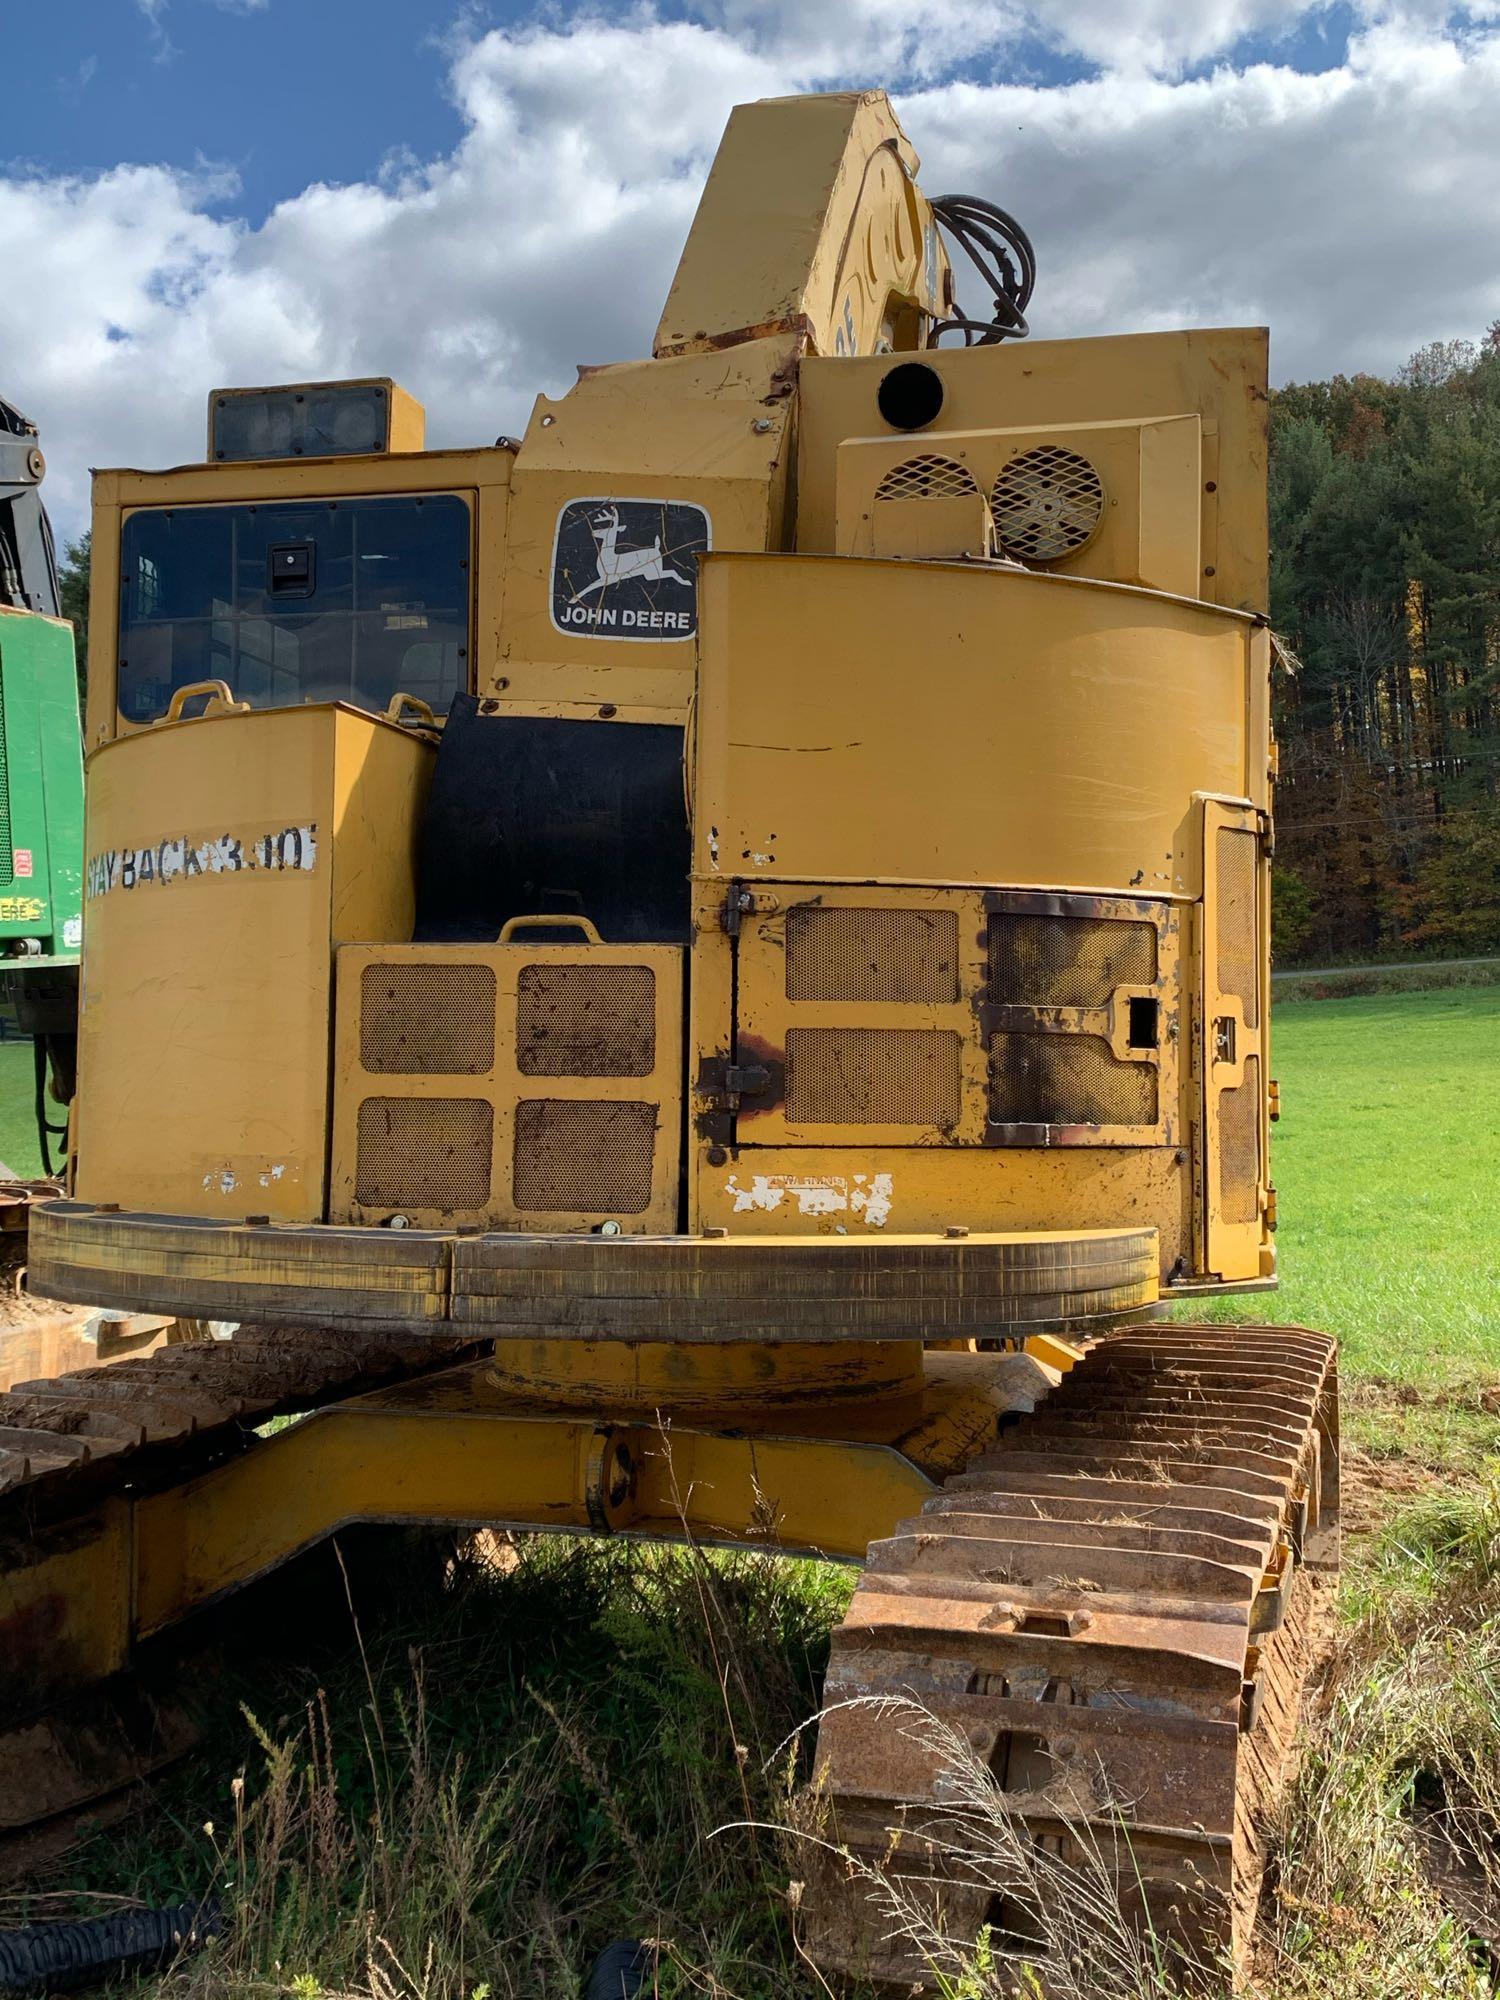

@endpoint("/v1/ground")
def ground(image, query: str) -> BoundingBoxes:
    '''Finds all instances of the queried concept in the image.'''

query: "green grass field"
[0,1039,43,1180]
[1198,984,1500,1387]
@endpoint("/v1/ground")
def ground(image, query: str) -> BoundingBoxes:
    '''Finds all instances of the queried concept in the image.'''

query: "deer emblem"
[569,505,693,602]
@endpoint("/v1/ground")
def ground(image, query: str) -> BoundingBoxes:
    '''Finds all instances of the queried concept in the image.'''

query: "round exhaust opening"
[877,361,945,432]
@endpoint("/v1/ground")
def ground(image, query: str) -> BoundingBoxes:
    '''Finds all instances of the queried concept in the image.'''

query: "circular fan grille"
[875,453,977,501]
[992,445,1104,562]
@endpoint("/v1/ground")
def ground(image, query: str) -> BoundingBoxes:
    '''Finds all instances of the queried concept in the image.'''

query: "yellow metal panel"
[799,328,1269,614]
[692,553,1260,897]
[726,883,1182,1153]
[329,717,433,945]
[653,92,946,360]
[331,943,684,1232]
[74,706,432,1223]
[488,339,795,716]
[838,414,1202,597]
[1199,796,1271,1281]
[692,1144,1189,1281]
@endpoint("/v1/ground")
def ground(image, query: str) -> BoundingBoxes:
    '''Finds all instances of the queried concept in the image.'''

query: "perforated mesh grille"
[785,1028,961,1126]
[989,914,1157,1007]
[785,906,959,1003]
[1218,1055,1261,1223]
[512,1099,657,1214]
[359,964,496,1075]
[874,454,977,501]
[1216,827,1260,1031]
[988,1032,1157,1128]
[992,446,1104,562]
[516,964,655,1077]
[355,1096,493,1210]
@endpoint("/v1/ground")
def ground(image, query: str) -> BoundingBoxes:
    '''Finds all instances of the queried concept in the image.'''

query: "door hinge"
[720,885,780,936]
[1268,1077,1281,1122]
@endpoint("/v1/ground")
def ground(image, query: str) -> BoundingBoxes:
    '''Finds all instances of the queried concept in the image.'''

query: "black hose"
[585,1937,656,1999]
[928,192,1037,345]
[30,1036,67,1181]
[0,1899,221,1994]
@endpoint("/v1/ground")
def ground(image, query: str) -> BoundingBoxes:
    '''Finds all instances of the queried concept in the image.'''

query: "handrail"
[496,914,603,944]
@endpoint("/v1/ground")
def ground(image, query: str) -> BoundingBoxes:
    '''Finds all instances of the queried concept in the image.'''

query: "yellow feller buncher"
[3,90,1336,1982]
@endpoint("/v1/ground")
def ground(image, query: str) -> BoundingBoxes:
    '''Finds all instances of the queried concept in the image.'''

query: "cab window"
[117,494,469,723]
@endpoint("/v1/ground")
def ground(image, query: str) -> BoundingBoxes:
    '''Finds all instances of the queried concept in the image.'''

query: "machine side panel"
[693,553,1260,895]
[0,609,83,960]
[329,715,435,947]
[652,93,941,359]
[490,340,796,718]
[797,329,1269,614]
[73,706,432,1223]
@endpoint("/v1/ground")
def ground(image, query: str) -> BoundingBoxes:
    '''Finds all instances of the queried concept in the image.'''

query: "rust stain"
[655,314,814,358]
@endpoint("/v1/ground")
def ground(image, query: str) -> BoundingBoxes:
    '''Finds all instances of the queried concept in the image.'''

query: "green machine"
[0,396,85,1176]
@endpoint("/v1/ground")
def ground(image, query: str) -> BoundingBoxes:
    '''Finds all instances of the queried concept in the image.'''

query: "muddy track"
[802,1325,1340,1985]
[0,1326,482,1527]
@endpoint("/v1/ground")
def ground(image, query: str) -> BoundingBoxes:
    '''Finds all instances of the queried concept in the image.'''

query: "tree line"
[1270,330,1500,963]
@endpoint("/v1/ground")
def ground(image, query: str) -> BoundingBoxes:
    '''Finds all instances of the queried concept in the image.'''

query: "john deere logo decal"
[551,497,710,641]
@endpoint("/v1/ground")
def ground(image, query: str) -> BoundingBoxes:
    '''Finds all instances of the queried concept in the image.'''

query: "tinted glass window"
[117,494,469,723]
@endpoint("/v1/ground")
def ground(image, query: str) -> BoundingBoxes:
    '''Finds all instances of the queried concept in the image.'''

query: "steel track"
[0,1327,479,1525]
[802,1325,1339,1984]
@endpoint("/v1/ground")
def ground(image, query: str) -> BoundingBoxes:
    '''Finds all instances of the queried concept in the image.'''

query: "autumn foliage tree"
[1270,329,1500,962]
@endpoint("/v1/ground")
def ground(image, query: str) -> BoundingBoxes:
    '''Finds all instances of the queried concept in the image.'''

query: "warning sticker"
[550,497,710,642]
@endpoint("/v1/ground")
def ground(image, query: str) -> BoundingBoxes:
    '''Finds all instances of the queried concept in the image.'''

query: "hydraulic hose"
[0,1899,221,1994]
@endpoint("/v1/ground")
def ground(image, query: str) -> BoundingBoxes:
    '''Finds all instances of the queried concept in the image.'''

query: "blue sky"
[8,0,1368,224]
[5,1,1500,538]
[7,1,468,221]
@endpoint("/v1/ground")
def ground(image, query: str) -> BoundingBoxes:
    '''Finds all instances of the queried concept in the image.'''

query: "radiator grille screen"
[989,914,1156,1007]
[875,454,977,500]
[988,1032,1157,1127]
[1216,827,1260,1030]
[991,446,1104,562]
[785,906,959,1004]
[512,1099,657,1213]
[359,964,496,1075]
[1218,1055,1261,1223]
[516,963,655,1076]
[785,1027,962,1126]
[355,1096,493,1209]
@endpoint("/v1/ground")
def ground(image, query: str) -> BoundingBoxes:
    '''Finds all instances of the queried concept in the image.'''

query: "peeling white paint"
[257,1164,287,1186]
[748,851,773,866]
[722,1171,893,1228]
[203,1168,238,1194]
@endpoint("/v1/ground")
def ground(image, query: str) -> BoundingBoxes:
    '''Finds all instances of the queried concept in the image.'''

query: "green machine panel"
[0,609,83,967]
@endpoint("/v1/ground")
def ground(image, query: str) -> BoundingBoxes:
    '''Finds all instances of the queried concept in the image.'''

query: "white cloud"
[5,4,1500,542]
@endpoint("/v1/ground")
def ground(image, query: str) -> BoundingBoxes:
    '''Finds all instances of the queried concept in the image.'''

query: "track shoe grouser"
[803,1324,1339,1985]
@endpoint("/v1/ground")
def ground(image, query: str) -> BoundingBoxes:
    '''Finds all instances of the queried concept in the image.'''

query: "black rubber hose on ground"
[0,1899,221,1994]
[586,1937,656,1999]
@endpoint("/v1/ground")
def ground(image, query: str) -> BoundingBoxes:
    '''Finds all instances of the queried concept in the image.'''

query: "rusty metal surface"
[801,1322,1339,1985]
[0,1326,479,1524]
